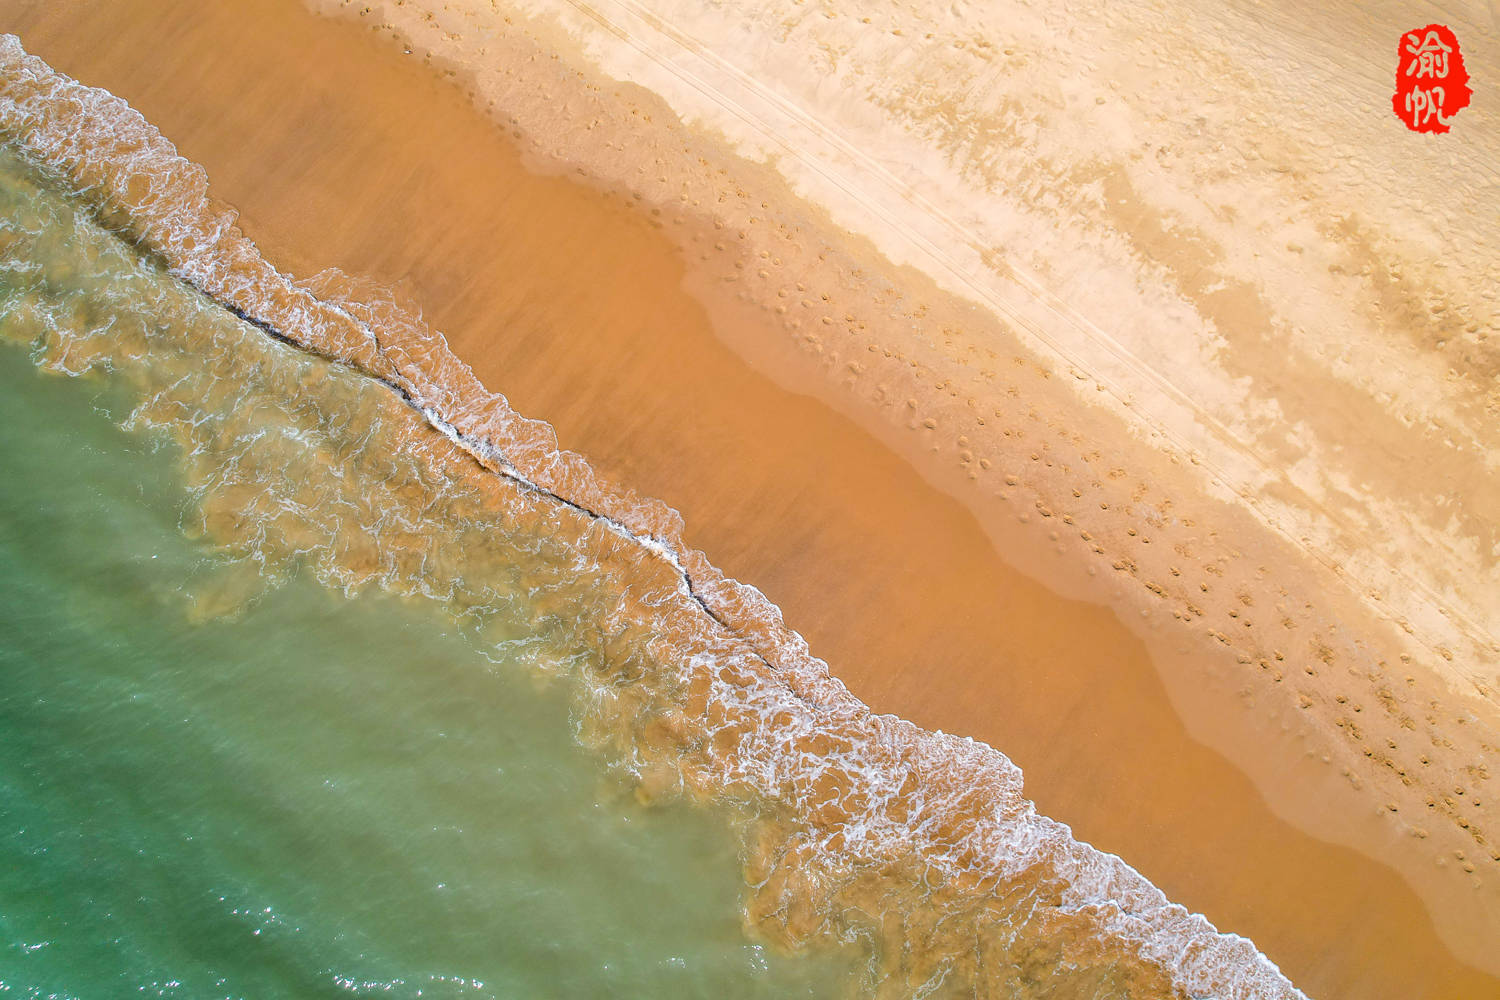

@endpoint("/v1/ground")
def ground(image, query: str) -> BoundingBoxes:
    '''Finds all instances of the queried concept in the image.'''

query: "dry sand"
[3,0,1497,997]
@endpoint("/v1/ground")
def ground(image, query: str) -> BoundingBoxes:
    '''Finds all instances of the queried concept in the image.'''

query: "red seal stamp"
[1393,24,1471,133]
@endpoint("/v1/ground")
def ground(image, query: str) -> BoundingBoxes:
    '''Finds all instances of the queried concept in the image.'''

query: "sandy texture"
[491,0,1500,674]
[306,0,1500,973]
[3,0,1496,996]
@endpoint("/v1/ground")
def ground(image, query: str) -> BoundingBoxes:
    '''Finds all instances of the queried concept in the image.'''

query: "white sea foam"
[0,34,1307,999]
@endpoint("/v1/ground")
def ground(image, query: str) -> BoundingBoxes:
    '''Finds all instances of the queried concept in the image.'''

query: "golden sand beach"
[3,0,1496,997]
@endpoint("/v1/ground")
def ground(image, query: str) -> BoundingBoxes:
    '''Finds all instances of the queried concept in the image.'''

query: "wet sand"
[3,1,1496,997]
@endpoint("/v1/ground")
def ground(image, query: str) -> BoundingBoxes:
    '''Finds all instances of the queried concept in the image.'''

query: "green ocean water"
[0,168,855,997]
[0,50,1313,988]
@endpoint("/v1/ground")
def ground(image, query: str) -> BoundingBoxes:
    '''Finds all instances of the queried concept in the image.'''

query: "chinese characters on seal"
[1393,25,1471,133]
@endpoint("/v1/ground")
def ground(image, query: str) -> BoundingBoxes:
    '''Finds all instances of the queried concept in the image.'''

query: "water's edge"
[0,34,1304,1000]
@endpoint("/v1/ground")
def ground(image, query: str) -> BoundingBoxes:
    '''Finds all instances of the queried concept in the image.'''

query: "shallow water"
[0,282,857,999]
[0,33,1309,998]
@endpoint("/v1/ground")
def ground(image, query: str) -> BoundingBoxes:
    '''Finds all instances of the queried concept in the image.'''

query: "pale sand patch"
[3,0,1495,996]
[303,0,1500,977]
[479,0,1500,675]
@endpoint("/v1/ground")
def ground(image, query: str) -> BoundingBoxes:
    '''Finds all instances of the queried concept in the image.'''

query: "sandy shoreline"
[2,0,1496,996]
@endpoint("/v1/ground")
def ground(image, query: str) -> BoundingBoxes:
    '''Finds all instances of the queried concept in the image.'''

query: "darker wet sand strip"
[3,2,1494,997]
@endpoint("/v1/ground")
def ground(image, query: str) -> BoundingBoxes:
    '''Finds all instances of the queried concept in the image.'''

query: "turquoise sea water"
[0,182,854,999]
[0,29,1313,997]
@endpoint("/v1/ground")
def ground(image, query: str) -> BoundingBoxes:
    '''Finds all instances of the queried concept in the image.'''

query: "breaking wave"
[0,34,1305,1000]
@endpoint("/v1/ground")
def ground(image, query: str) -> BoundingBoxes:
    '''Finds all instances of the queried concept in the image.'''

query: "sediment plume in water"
[0,34,1305,999]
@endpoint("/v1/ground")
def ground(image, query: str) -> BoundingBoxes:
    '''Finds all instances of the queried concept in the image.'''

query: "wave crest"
[0,33,1305,1000]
